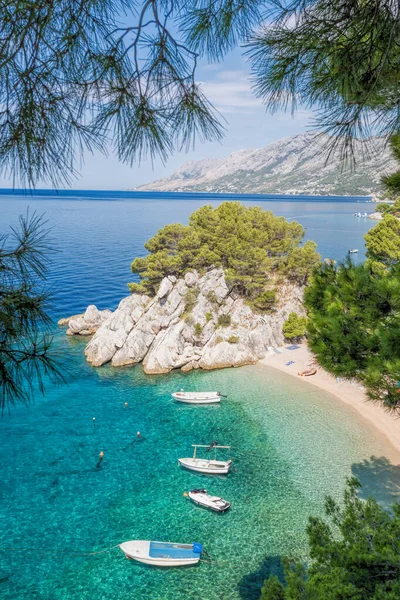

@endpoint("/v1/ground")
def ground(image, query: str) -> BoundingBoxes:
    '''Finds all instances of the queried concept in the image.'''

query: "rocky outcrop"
[59,305,112,336]
[368,212,384,221]
[65,269,304,373]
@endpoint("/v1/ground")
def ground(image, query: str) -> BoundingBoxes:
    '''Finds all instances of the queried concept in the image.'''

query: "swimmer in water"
[96,450,104,468]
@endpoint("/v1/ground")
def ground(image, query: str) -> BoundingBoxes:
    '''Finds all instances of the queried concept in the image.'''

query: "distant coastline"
[0,188,373,202]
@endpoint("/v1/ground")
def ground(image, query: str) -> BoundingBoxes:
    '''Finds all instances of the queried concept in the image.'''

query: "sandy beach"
[261,344,400,461]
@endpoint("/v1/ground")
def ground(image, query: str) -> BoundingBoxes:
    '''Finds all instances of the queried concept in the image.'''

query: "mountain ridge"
[136,133,396,196]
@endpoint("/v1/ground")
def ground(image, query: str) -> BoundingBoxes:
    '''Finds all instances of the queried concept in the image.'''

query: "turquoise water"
[2,338,400,599]
[1,191,399,599]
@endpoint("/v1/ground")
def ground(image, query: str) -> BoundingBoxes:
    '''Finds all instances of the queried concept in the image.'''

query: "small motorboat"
[179,443,232,474]
[187,489,231,512]
[171,391,225,404]
[348,249,358,254]
[298,368,317,377]
[119,540,203,567]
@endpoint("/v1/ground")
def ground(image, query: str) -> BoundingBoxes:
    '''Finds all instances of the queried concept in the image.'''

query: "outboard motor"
[192,542,203,554]
[207,441,218,451]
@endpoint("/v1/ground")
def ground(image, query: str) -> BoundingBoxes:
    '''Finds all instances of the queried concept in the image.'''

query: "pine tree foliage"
[0,212,63,413]
[304,260,400,413]
[248,0,400,162]
[128,202,320,303]
[365,215,400,267]
[0,0,224,186]
[260,478,400,599]
[1,0,400,185]
[283,312,307,340]
[381,135,400,198]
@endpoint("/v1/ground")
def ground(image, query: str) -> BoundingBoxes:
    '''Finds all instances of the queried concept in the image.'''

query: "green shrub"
[207,290,218,304]
[183,287,199,315]
[127,282,147,294]
[194,322,202,336]
[205,311,213,323]
[227,335,239,344]
[215,336,224,344]
[283,312,307,340]
[217,314,231,327]
[252,289,276,312]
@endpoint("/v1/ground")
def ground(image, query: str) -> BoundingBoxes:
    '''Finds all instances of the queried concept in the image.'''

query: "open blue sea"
[1,190,399,600]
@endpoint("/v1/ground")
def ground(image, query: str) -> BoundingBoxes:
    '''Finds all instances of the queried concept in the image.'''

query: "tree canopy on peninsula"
[128,202,320,304]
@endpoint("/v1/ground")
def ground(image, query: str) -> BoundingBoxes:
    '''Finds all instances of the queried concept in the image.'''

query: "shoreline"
[260,344,400,463]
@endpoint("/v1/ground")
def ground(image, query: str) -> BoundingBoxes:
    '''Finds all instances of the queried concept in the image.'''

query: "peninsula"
[60,202,319,373]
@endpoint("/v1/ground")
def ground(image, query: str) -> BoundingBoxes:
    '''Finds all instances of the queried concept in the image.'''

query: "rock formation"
[61,269,304,374]
[58,305,112,336]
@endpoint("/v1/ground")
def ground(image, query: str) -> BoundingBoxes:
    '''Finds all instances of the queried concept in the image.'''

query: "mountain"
[136,133,396,196]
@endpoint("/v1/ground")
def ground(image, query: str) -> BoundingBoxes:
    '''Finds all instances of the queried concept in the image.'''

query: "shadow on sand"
[238,555,284,600]
[351,455,400,506]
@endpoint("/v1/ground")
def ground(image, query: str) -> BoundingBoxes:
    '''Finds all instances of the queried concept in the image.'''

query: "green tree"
[251,289,276,312]
[128,202,319,299]
[260,479,400,599]
[281,241,321,286]
[305,260,400,412]
[260,575,285,600]
[248,1,400,159]
[0,212,63,413]
[381,135,400,200]
[365,215,400,267]
[283,313,307,341]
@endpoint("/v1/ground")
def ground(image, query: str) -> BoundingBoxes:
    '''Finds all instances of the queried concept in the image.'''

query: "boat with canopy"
[119,540,203,567]
[187,489,231,512]
[178,443,232,474]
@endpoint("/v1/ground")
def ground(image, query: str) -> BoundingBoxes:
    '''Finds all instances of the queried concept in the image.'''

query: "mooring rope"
[0,544,120,557]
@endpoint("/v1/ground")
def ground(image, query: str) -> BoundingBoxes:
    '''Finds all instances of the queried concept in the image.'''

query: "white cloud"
[199,70,263,114]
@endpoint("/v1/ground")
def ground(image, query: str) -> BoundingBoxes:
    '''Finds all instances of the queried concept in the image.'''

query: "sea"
[1,190,398,600]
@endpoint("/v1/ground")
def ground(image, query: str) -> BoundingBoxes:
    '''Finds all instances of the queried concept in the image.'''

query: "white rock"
[157,277,173,299]
[143,321,188,374]
[77,270,305,373]
[184,272,198,287]
[67,305,112,335]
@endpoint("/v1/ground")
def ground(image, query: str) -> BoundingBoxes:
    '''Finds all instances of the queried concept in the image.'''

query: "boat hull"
[179,458,231,475]
[124,554,200,567]
[188,492,231,512]
[119,540,201,567]
[173,395,220,405]
[172,392,221,404]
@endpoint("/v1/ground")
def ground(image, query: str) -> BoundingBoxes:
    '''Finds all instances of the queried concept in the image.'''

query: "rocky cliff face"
[136,133,395,196]
[62,269,304,374]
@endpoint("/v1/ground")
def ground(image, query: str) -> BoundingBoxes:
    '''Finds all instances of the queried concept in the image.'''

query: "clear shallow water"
[1,191,399,600]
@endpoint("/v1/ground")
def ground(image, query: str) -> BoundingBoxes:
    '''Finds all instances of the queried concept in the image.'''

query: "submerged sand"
[261,344,400,462]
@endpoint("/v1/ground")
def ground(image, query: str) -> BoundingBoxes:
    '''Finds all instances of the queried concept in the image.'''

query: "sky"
[0,45,314,191]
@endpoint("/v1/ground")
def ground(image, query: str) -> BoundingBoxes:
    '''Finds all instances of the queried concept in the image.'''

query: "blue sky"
[0,48,313,190]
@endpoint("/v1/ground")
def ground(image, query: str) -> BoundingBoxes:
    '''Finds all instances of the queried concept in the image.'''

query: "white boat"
[348,249,358,254]
[179,444,232,474]
[171,391,224,404]
[119,540,203,567]
[188,489,231,512]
